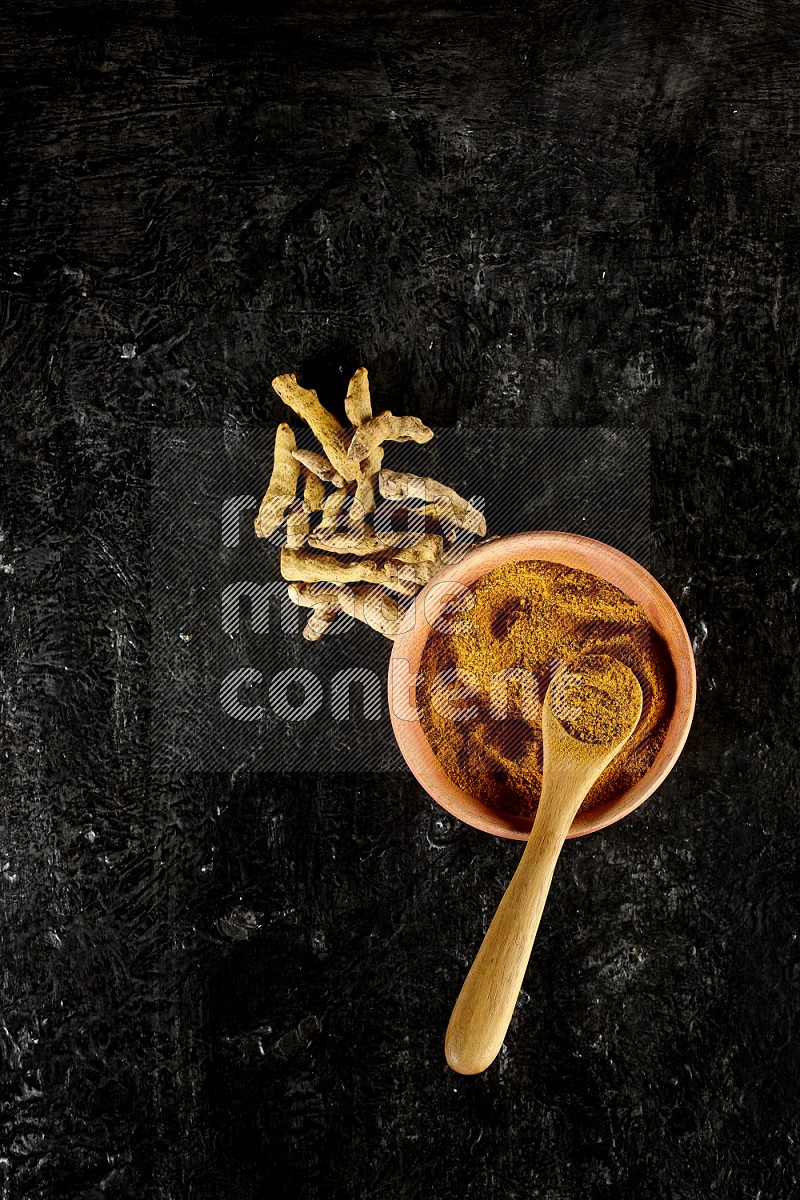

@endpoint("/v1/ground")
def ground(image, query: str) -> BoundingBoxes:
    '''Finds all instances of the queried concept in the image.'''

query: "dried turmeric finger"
[292,448,346,489]
[286,582,344,641]
[347,411,434,462]
[344,366,373,427]
[272,374,357,480]
[378,469,486,537]
[280,546,417,596]
[301,603,340,641]
[254,422,301,538]
[314,487,350,532]
[350,443,384,519]
[287,582,346,607]
[285,505,310,549]
[301,468,326,515]
[338,585,404,640]
[383,557,440,588]
[345,368,381,518]
[400,499,461,543]
[309,528,443,562]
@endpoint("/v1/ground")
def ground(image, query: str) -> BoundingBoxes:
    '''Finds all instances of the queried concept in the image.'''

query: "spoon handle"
[444,799,579,1076]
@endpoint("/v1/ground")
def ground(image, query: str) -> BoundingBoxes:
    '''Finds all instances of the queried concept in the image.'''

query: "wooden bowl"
[388,531,696,840]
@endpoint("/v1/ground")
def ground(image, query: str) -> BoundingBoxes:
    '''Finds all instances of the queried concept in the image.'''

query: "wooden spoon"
[444,657,644,1075]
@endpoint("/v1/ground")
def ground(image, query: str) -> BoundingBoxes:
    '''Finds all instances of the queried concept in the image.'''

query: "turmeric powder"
[417,560,676,820]
[549,654,642,745]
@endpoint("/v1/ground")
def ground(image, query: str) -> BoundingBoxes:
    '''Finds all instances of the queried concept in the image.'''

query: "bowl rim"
[387,530,697,840]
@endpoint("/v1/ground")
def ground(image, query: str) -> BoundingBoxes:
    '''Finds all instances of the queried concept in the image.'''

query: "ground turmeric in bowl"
[416,560,676,820]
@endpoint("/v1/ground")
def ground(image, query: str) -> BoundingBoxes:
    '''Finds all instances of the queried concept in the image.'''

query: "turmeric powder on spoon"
[417,560,676,820]
[549,653,644,745]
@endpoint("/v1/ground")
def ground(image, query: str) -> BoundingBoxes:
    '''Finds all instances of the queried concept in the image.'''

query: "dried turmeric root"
[280,546,418,597]
[347,411,433,462]
[254,423,301,538]
[337,585,405,639]
[256,365,487,641]
[309,528,444,563]
[286,581,344,641]
[292,448,346,488]
[272,374,357,481]
[378,469,486,537]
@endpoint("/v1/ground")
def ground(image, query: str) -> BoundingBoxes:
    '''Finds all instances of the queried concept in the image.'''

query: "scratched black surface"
[2,2,799,1197]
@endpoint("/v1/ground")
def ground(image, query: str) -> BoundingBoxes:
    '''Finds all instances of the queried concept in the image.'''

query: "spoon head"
[543,655,644,784]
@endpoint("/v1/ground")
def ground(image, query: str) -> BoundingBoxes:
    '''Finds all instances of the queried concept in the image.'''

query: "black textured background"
[2,2,799,1198]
